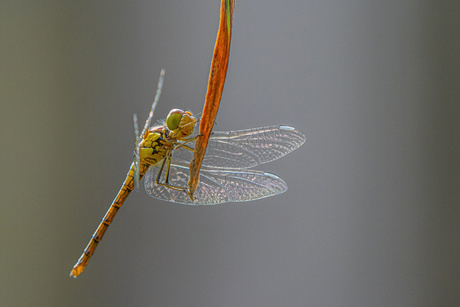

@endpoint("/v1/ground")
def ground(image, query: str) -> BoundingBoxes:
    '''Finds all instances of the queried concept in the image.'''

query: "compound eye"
[166,109,184,130]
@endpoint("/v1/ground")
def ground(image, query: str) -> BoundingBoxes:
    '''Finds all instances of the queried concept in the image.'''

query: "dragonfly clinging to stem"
[70,70,305,277]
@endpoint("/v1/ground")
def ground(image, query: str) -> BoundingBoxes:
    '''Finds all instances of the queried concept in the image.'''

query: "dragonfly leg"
[154,152,190,194]
[178,144,194,152]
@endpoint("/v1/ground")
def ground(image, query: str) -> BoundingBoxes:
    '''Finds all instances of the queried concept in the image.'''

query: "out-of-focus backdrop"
[1,1,459,306]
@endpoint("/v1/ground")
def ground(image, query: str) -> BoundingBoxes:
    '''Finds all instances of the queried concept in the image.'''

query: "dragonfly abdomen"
[70,163,150,277]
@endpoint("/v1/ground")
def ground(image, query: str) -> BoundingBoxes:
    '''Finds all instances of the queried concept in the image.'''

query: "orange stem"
[188,0,235,197]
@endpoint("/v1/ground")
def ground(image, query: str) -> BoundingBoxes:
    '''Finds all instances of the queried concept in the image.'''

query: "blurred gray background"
[1,1,459,306]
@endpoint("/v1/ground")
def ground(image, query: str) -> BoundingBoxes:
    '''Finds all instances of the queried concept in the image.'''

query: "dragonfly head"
[166,109,197,140]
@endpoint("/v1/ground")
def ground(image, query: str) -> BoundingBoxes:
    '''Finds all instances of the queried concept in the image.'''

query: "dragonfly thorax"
[139,127,169,166]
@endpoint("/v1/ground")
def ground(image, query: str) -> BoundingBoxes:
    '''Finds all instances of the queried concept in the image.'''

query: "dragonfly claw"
[187,189,198,204]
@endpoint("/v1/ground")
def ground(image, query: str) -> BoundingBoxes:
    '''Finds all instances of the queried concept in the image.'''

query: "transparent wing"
[173,125,305,169]
[144,161,287,205]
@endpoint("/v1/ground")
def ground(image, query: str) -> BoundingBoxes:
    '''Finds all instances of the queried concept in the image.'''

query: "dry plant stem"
[188,0,235,197]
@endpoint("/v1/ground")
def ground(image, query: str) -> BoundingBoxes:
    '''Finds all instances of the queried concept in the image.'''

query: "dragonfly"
[70,70,306,277]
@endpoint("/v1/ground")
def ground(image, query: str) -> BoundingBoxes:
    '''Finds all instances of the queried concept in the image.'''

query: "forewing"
[144,161,287,205]
[173,125,305,169]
